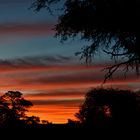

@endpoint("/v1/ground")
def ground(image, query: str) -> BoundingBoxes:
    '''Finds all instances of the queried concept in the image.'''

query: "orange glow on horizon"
[27,105,80,123]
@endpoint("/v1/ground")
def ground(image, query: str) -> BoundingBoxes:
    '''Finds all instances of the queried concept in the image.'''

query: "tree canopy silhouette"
[32,0,140,81]
[75,88,140,127]
[0,91,33,126]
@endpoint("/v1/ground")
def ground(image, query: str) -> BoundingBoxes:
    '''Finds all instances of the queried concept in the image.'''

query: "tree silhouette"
[32,0,140,80]
[75,88,140,127]
[0,91,33,127]
[25,116,40,125]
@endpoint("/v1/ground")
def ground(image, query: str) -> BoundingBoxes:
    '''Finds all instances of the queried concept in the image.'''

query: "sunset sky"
[0,0,140,123]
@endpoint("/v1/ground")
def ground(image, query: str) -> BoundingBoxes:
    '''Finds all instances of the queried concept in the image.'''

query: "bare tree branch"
[103,57,140,83]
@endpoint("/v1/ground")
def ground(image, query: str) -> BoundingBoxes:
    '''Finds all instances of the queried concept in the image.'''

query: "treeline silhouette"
[0,88,139,131]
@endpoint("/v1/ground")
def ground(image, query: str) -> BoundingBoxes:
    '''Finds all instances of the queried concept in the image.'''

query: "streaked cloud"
[0,22,55,36]
[0,55,75,72]
[30,98,83,106]
[25,89,86,100]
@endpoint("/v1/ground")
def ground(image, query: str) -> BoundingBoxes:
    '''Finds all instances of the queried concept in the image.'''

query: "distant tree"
[32,0,140,81]
[42,120,52,124]
[25,116,40,125]
[67,119,80,126]
[75,88,140,127]
[0,91,33,126]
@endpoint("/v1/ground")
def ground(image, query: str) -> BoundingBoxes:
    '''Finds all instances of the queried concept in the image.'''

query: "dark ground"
[0,124,138,139]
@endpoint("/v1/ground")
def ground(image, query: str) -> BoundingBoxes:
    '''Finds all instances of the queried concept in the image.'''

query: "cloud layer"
[0,56,139,123]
